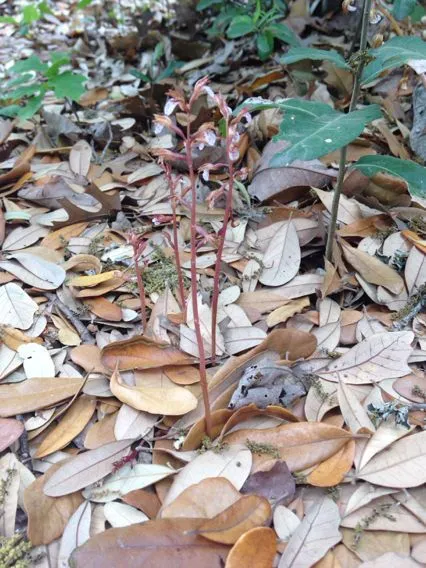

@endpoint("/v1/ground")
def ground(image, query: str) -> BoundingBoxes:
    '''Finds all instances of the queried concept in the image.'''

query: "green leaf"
[362,36,426,84]
[266,22,300,47]
[352,155,426,204]
[130,69,151,83]
[256,31,274,60]
[49,72,86,101]
[280,47,350,69]
[197,0,222,10]
[38,1,54,15]
[393,0,418,20]
[7,84,43,100]
[44,57,71,79]
[22,4,41,24]
[156,60,184,82]
[227,15,256,38]
[0,16,19,24]
[0,104,22,117]
[270,100,381,166]
[10,55,48,74]
[16,93,45,120]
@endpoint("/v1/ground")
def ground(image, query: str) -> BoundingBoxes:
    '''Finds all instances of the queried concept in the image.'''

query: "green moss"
[246,439,280,459]
[142,248,189,295]
[0,534,33,568]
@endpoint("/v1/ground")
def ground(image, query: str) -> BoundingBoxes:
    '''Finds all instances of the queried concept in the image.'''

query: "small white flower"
[203,85,216,99]
[198,143,205,151]
[229,147,239,162]
[164,98,179,115]
[243,112,252,124]
[153,122,163,135]
[232,131,240,144]
[201,169,209,181]
[204,130,216,146]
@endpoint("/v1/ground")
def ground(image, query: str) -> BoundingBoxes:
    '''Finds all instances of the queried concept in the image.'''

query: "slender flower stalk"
[130,237,148,331]
[185,122,213,437]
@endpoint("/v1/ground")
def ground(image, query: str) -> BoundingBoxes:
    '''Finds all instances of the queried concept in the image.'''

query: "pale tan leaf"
[358,421,415,470]
[266,297,310,327]
[2,225,49,251]
[0,283,38,330]
[3,251,66,289]
[70,140,92,177]
[110,368,198,415]
[341,240,404,294]
[314,188,362,225]
[273,505,301,541]
[357,430,426,488]
[114,404,158,440]
[301,379,338,422]
[0,453,19,537]
[278,497,341,567]
[359,552,420,568]
[405,247,426,295]
[259,221,301,286]
[318,331,413,384]
[341,528,409,562]
[162,445,252,507]
[223,326,267,354]
[337,383,375,434]
[58,501,91,568]
[103,502,149,527]
[43,439,133,497]
[18,343,55,379]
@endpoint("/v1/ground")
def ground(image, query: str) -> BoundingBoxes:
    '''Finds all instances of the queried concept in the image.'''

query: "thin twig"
[325,0,372,261]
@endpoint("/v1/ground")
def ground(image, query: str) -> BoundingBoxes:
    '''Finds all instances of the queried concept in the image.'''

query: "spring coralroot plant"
[152,77,251,435]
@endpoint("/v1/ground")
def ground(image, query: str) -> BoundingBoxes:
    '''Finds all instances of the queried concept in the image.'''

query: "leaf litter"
[0,1,426,567]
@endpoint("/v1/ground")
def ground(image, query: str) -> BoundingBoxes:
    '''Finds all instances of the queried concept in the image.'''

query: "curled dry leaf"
[70,518,229,568]
[195,494,272,545]
[110,368,198,415]
[0,377,85,418]
[225,527,276,568]
[278,497,341,567]
[101,335,197,371]
[43,439,133,497]
[224,422,353,473]
[0,418,24,452]
[160,477,241,519]
[318,331,413,384]
[340,240,404,294]
[34,395,96,458]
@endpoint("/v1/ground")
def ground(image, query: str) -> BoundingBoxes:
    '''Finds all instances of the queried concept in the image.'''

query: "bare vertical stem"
[210,123,234,364]
[134,252,147,331]
[185,128,213,438]
[325,0,373,262]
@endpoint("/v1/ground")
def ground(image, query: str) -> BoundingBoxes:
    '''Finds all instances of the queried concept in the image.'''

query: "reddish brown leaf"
[0,418,23,452]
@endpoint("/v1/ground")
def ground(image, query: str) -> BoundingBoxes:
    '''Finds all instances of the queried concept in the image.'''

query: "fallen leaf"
[224,422,353,473]
[103,502,149,527]
[225,526,276,568]
[195,494,272,544]
[0,453,19,537]
[43,439,133,497]
[340,240,404,294]
[0,377,85,417]
[306,441,355,487]
[58,501,91,568]
[0,418,23,451]
[110,368,198,415]
[160,478,241,519]
[35,395,96,458]
[273,505,301,541]
[357,430,426,488]
[162,445,252,507]
[70,518,229,568]
[70,140,92,177]
[241,460,296,504]
[0,283,38,330]
[278,497,342,567]
[318,331,413,384]
[259,221,301,286]
[24,462,84,545]
[266,297,310,327]
[101,335,197,371]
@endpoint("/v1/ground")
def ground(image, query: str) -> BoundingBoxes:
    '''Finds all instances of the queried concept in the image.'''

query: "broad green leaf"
[256,30,274,61]
[77,0,93,7]
[22,4,41,24]
[7,84,43,100]
[16,93,45,120]
[227,15,256,38]
[10,55,48,74]
[393,0,418,19]
[38,1,54,15]
[197,0,222,10]
[44,58,71,79]
[280,47,350,69]
[130,69,151,83]
[362,36,426,84]
[156,60,184,82]
[266,22,300,47]
[270,101,381,166]
[0,16,18,24]
[0,104,22,118]
[50,72,86,101]
[352,155,426,204]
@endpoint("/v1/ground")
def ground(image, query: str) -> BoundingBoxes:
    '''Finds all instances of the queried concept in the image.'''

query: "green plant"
[235,18,426,261]
[197,0,299,60]
[0,53,87,120]
[0,1,52,28]
[130,41,183,86]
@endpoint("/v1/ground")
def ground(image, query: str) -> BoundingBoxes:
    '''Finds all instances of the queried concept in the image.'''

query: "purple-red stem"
[210,122,234,364]
[133,248,147,331]
[166,168,186,310]
[185,126,213,438]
